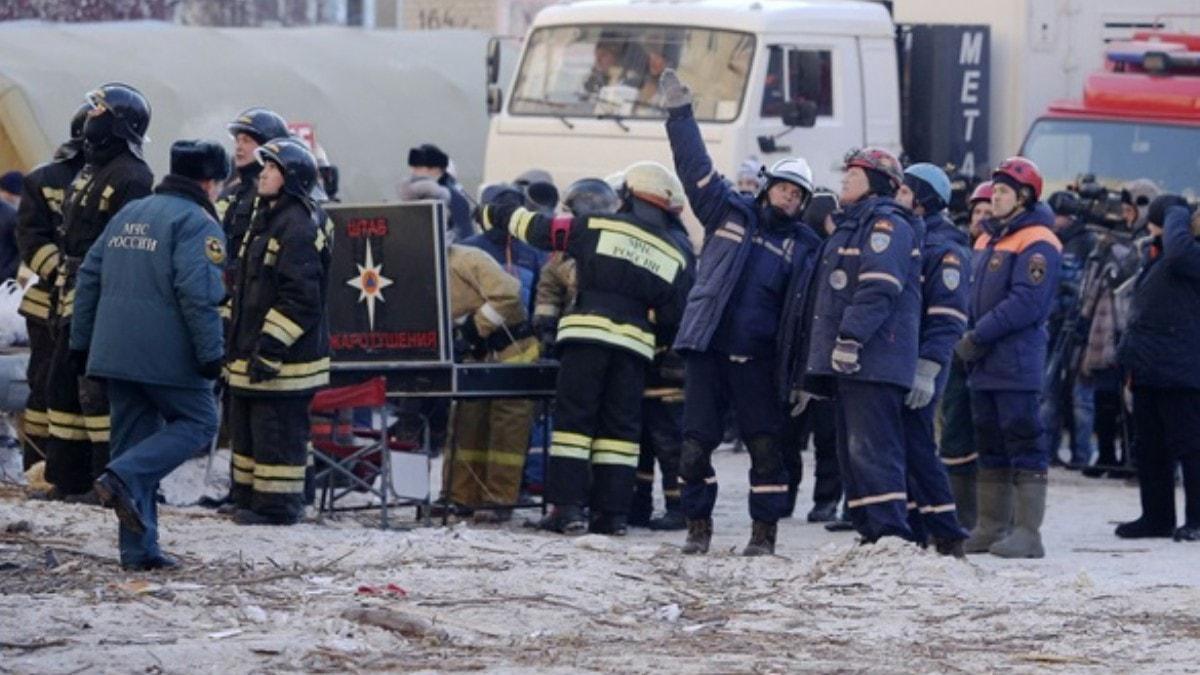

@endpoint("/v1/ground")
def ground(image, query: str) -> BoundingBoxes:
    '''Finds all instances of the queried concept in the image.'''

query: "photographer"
[1115,196,1200,542]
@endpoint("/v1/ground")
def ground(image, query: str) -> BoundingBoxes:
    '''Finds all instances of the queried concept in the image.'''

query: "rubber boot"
[989,470,1046,559]
[628,479,653,528]
[682,518,712,555]
[963,467,1013,554]
[742,520,777,556]
[947,470,977,532]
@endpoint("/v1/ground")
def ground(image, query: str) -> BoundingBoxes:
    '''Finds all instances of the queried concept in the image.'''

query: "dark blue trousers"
[834,378,912,541]
[680,351,787,523]
[107,379,218,567]
[903,397,969,542]
[970,389,1047,472]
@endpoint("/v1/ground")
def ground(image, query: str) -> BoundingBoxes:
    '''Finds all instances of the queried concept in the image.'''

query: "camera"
[1072,174,1125,228]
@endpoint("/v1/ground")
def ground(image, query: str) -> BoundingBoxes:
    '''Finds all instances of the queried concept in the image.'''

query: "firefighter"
[218,107,290,297]
[446,186,541,521]
[44,83,154,500]
[14,104,88,474]
[463,184,547,313]
[895,163,971,555]
[484,161,691,536]
[938,180,992,529]
[224,138,331,526]
[800,147,921,544]
[72,140,228,570]
[661,69,822,556]
[956,157,1061,558]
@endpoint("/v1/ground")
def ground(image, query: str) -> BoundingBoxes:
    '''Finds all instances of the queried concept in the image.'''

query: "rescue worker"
[938,181,992,529]
[218,107,290,295]
[225,138,331,526]
[484,160,691,536]
[406,144,474,243]
[72,140,228,570]
[799,147,921,544]
[660,69,822,555]
[956,157,1061,558]
[464,184,547,313]
[895,163,971,555]
[14,104,88,473]
[446,185,540,521]
[44,83,154,500]
[513,169,560,216]
[1116,196,1200,542]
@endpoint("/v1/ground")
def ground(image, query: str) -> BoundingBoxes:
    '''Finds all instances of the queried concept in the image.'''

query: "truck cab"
[483,0,901,194]
[1020,30,1200,200]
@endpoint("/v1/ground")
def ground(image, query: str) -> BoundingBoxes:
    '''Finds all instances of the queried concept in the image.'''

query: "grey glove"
[659,69,693,109]
[954,332,988,363]
[904,359,941,410]
[831,338,862,375]
[788,389,813,418]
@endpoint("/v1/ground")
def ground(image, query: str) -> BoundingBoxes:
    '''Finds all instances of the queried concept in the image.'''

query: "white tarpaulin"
[0,21,495,200]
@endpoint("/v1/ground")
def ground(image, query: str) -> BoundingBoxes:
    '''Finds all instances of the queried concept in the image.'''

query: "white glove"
[789,389,813,417]
[831,338,862,375]
[659,69,693,109]
[904,359,941,410]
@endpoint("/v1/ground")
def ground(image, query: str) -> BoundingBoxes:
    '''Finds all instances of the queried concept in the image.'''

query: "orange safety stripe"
[974,225,1062,254]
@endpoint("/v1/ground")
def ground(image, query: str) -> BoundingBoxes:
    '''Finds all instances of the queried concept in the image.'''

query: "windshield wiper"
[509,95,577,130]
[596,113,630,133]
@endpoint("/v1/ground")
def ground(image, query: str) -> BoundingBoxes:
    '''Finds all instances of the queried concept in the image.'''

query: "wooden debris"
[342,607,450,642]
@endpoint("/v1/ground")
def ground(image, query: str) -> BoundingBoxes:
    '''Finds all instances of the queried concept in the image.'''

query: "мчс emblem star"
[1028,253,1048,284]
[346,241,393,330]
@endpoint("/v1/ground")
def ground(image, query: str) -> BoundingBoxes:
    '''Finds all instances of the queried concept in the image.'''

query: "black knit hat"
[170,140,230,182]
[408,143,449,169]
[1147,194,1190,228]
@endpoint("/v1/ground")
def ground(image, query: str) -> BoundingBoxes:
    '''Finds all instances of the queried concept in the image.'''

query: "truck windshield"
[1022,118,1200,198]
[509,24,755,122]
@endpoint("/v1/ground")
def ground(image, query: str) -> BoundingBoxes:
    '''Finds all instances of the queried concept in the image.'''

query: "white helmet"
[622,160,686,213]
[763,157,814,196]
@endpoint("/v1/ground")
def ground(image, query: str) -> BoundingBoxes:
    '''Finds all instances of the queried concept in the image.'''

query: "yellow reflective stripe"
[941,453,979,467]
[262,322,293,347]
[551,431,592,448]
[48,424,89,441]
[30,244,61,278]
[592,438,638,455]
[453,449,489,464]
[19,299,51,319]
[267,238,280,253]
[265,309,304,343]
[253,477,305,494]
[663,489,681,498]
[847,492,908,508]
[592,451,638,467]
[254,463,307,479]
[224,358,330,392]
[556,324,654,360]
[587,218,685,267]
[488,451,527,467]
[25,409,48,424]
[232,453,255,470]
[87,429,110,443]
[558,315,654,347]
[858,272,903,290]
[511,208,537,242]
[83,415,109,430]
[549,444,591,461]
[232,467,254,485]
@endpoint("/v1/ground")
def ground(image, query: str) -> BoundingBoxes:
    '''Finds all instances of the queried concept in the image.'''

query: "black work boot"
[94,472,147,535]
[1116,453,1177,539]
[233,509,301,526]
[742,520,777,556]
[933,537,966,558]
[589,512,628,536]
[682,518,712,555]
[122,554,180,572]
[628,479,654,528]
[648,509,686,531]
[806,500,839,523]
[531,504,587,534]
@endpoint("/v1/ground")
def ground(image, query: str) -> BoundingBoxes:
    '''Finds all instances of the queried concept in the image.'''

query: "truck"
[482,0,904,192]
[1019,28,1200,200]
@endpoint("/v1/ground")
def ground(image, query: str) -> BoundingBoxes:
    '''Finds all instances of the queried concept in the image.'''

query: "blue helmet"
[903,163,951,210]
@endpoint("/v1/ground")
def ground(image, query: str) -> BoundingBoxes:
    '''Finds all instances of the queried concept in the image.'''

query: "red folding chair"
[309,377,430,527]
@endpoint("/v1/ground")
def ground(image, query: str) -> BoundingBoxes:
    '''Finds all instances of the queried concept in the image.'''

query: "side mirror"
[757,135,790,154]
[487,84,504,115]
[781,100,818,128]
[486,37,501,86]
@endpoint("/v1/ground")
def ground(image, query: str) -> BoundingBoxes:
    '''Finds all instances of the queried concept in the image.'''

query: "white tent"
[0,21,495,201]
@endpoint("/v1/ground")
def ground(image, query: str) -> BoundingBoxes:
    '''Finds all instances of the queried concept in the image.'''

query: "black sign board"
[900,24,990,178]
[325,202,451,367]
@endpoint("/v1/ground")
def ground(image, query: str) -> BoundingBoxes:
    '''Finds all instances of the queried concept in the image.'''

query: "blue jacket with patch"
[460,228,548,314]
[1117,205,1200,390]
[665,102,820,357]
[803,196,922,393]
[919,212,972,371]
[966,203,1061,391]
[70,176,226,390]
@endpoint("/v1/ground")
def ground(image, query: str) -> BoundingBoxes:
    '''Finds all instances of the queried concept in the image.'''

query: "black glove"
[454,318,488,362]
[248,354,280,384]
[198,359,223,380]
[68,349,89,377]
[954,332,988,363]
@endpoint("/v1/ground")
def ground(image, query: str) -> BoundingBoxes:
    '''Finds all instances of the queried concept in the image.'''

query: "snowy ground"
[1,447,1197,674]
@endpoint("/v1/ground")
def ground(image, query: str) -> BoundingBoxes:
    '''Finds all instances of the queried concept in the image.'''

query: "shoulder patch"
[206,236,226,265]
[942,267,961,291]
[1028,252,1047,284]
[869,231,892,253]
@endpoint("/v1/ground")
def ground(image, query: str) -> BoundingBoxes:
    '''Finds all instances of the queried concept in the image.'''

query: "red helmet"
[992,157,1043,201]
[969,180,994,205]
[843,147,903,189]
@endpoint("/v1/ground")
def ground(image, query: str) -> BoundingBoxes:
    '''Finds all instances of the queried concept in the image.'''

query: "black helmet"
[69,103,89,141]
[84,82,151,156]
[254,137,318,201]
[1047,190,1080,217]
[564,177,620,216]
[475,183,525,229]
[227,107,289,146]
